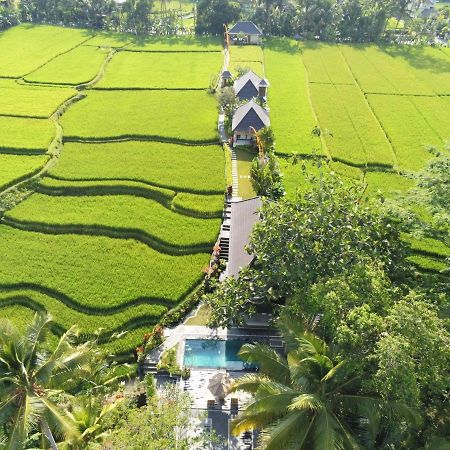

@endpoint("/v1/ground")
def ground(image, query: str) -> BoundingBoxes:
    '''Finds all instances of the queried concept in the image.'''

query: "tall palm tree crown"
[230,316,419,450]
[0,313,90,450]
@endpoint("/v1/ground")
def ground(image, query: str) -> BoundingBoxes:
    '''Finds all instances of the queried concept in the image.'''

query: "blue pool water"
[183,339,248,370]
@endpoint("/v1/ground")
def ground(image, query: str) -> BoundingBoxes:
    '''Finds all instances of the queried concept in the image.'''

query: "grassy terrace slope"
[0,25,224,357]
[24,46,109,85]
[97,51,221,89]
[5,193,221,251]
[61,90,218,142]
[0,226,207,309]
[50,141,224,193]
[0,155,49,190]
[0,24,92,77]
[0,117,55,153]
[0,80,76,118]
[264,38,319,156]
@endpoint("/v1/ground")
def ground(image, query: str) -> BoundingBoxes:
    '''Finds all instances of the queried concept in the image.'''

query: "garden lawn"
[0,24,92,77]
[96,51,221,89]
[24,46,108,85]
[0,154,49,191]
[0,80,76,118]
[340,44,434,95]
[229,46,263,62]
[264,38,319,155]
[0,117,55,153]
[300,42,354,85]
[367,94,444,171]
[235,148,256,199]
[6,193,220,249]
[231,61,264,77]
[50,141,224,193]
[0,225,207,309]
[61,90,218,142]
[310,83,394,167]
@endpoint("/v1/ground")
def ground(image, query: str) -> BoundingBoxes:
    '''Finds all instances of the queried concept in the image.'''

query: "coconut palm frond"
[313,410,344,450]
[259,412,312,450]
[228,373,270,394]
[41,397,79,442]
[288,393,325,413]
[238,343,290,384]
[25,313,52,371]
[246,391,298,417]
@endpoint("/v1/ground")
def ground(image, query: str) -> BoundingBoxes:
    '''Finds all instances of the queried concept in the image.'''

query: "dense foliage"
[205,174,450,446]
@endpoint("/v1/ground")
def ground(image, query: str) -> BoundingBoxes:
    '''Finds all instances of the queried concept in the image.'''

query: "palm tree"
[0,313,91,450]
[229,316,419,450]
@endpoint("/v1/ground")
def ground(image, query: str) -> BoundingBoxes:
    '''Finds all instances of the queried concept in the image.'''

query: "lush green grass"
[310,84,394,167]
[50,141,224,193]
[367,94,444,171]
[407,96,450,143]
[0,24,92,77]
[230,45,263,63]
[403,235,449,259]
[0,225,208,309]
[172,192,223,216]
[231,61,265,77]
[96,51,221,89]
[281,158,329,200]
[0,155,49,191]
[127,35,222,52]
[0,80,76,118]
[300,42,354,85]
[235,148,256,199]
[264,38,319,156]
[185,304,211,325]
[6,193,220,249]
[363,172,415,198]
[24,46,108,85]
[0,117,55,152]
[383,45,450,95]
[340,44,435,95]
[38,178,224,217]
[0,288,166,341]
[408,254,448,273]
[83,32,135,48]
[61,90,218,142]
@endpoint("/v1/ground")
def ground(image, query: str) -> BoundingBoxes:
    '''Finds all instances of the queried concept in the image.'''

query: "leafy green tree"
[0,2,18,30]
[205,175,409,327]
[104,384,213,449]
[230,316,419,449]
[0,314,89,450]
[195,0,240,35]
[122,0,153,34]
[372,295,450,441]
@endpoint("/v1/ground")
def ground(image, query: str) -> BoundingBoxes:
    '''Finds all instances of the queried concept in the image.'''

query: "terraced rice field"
[0,24,224,357]
[229,45,265,76]
[61,90,218,142]
[97,51,221,89]
[263,38,450,272]
[24,45,109,85]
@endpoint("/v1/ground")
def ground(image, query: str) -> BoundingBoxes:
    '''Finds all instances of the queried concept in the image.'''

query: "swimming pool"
[183,339,250,370]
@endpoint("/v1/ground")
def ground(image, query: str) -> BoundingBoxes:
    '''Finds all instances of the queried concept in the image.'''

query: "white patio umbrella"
[208,372,233,400]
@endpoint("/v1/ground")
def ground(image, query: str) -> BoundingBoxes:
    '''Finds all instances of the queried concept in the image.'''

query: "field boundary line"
[338,45,399,171]
[298,49,332,160]
[91,86,209,91]
[1,216,216,256]
[0,278,201,315]
[19,34,96,80]
[37,182,222,218]
[63,135,220,145]
[45,174,223,195]
[0,295,161,343]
